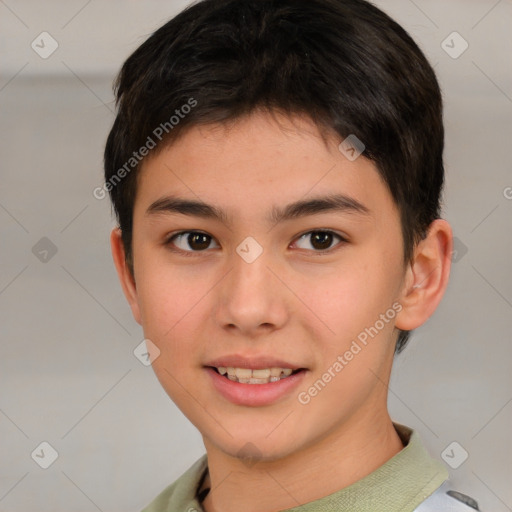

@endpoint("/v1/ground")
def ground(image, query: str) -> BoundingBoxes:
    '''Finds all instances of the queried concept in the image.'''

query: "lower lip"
[205,367,307,407]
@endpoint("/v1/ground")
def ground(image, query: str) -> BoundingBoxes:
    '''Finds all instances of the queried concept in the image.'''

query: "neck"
[201,410,404,512]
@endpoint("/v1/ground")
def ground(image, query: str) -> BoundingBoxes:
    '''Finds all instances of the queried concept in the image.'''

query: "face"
[120,112,410,461]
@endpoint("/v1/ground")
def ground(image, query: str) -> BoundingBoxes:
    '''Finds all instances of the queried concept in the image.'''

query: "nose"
[213,245,290,337]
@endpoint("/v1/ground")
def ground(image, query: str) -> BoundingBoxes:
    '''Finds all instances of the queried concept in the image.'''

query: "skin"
[111,111,452,512]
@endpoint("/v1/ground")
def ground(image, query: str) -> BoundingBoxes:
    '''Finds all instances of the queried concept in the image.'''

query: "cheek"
[135,262,205,364]
[304,262,384,331]
[299,254,401,368]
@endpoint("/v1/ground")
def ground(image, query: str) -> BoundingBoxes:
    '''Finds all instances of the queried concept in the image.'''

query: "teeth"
[235,368,252,379]
[249,377,269,384]
[215,366,298,384]
[252,368,271,379]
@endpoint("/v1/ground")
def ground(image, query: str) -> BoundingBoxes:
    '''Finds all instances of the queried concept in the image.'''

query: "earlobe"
[110,227,142,325]
[395,219,453,331]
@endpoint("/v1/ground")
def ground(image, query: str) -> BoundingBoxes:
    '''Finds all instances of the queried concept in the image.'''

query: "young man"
[104,0,482,510]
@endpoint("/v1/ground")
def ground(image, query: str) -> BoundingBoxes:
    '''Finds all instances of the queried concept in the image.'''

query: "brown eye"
[167,231,218,252]
[294,230,346,252]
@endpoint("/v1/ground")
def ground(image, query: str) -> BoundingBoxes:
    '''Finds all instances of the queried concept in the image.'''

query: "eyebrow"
[145,193,371,226]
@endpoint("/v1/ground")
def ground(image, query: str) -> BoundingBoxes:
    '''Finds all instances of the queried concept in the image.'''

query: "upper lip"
[205,355,305,370]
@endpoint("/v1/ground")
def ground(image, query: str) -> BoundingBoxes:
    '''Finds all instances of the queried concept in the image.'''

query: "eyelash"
[164,229,347,257]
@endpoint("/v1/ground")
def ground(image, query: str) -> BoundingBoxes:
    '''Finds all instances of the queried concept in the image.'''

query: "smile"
[205,366,307,406]
[213,366,300,384]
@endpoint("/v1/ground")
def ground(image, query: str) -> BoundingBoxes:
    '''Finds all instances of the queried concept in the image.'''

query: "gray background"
[0,0,511,511]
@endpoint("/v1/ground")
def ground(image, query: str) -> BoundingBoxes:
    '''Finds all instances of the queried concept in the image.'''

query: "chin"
[208,428,305,464]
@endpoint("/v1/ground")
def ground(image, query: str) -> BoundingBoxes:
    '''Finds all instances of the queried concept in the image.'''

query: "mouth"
[204,355,308,405]
[205,364,308,406]
[208,366,305,384]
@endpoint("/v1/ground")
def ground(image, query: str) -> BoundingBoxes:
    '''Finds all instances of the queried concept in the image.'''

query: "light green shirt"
[142,422,449,512]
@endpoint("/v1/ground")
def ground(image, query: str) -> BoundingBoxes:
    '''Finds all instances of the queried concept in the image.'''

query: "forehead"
[134,112,397,225]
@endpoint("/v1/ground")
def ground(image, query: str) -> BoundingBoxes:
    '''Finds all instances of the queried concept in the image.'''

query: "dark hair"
[104,0,444,354]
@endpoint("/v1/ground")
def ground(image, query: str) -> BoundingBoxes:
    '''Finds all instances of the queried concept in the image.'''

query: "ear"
[110,227,142,325]
[395,219,453,331]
